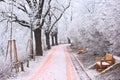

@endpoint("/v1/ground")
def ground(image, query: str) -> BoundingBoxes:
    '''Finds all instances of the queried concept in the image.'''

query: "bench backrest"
[105,53,113,65]
[105,53,113,60]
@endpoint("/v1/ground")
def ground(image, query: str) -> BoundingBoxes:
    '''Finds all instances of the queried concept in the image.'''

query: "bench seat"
[96,61,110,66]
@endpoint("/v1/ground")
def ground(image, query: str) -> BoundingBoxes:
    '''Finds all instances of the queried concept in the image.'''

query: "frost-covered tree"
[0,0,71,55]
[67,0,120,56]
[0,0,55,56]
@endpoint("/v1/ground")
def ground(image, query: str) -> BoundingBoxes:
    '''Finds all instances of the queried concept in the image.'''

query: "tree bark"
[51,35,55,46]
[34,28,43,56]
[45,32,51,49]
[55,33,58,45]
[67,38,71,44]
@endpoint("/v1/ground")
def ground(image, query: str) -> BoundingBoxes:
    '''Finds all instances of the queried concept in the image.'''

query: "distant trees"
[44,0,71,49]
[51,27,58,45]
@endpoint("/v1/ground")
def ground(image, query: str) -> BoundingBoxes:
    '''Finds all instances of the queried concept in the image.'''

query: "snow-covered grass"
[7,56,44,80]
[96,64,120,80]
[0,56,16,80]
[6,45,70,80]
[6,49,49,80]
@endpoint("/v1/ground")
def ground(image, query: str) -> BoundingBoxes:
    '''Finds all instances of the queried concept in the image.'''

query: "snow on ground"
[7,55,45,80]
[69,45,120,80]
[7,44,80,80]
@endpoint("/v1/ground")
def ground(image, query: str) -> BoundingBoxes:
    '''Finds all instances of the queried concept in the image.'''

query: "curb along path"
[64,46,80,80]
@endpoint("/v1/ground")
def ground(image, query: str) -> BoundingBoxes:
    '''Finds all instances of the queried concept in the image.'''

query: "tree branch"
[14,4,28,14]
[0,18,6,22]
[32,0,37,8]
[4,1,28,14]
[39,0,52,28]
[2,11,30,28]
[13,18,30,28]
[48,0,71,33]
[50,10,57,20]
[36,0,45,19]
[26,0,32,9]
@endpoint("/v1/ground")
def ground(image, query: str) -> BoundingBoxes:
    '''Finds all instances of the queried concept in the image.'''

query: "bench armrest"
[105,59,113,61]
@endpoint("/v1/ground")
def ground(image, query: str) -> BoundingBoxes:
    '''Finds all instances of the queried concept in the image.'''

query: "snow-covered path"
[8,44,80,80]
[29,44,80,80]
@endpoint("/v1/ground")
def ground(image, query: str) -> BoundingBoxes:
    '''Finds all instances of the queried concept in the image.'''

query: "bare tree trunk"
[45,32,51,49]
[67,37,71,44]
[51,35,55,46]
[55,33,58,45]
[34,28,43,56]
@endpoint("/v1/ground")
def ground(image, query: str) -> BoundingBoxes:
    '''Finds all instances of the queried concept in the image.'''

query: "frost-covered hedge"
[67,0,120,56]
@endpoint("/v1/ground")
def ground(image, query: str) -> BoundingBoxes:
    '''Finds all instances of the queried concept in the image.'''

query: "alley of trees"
[0,0,120,80]
[0,0,70,57]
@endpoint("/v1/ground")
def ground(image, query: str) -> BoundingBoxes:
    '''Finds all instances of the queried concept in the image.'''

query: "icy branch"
[26,0,32,9]
[49,0,71,33]
[39,0,52,29]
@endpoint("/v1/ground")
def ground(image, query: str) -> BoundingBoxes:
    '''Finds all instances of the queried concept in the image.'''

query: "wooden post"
[13,40,19,73]
[5,40,13,62]
[9,40,13,62]
[27,60,29,67]
[5,40,12,63]
[20,62,24,71]
[5,40,19,73]
[5,41,10,61]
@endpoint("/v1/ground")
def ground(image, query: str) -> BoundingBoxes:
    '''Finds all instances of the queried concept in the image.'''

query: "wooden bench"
[78,48,86,54]
[96,53,114,71]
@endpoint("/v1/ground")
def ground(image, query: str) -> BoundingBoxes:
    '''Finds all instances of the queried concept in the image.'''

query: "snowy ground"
[7,44,80,80]
[68,45,120,80]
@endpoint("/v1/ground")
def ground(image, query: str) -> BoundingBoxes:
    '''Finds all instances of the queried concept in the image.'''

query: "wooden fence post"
[20,62,24,71]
